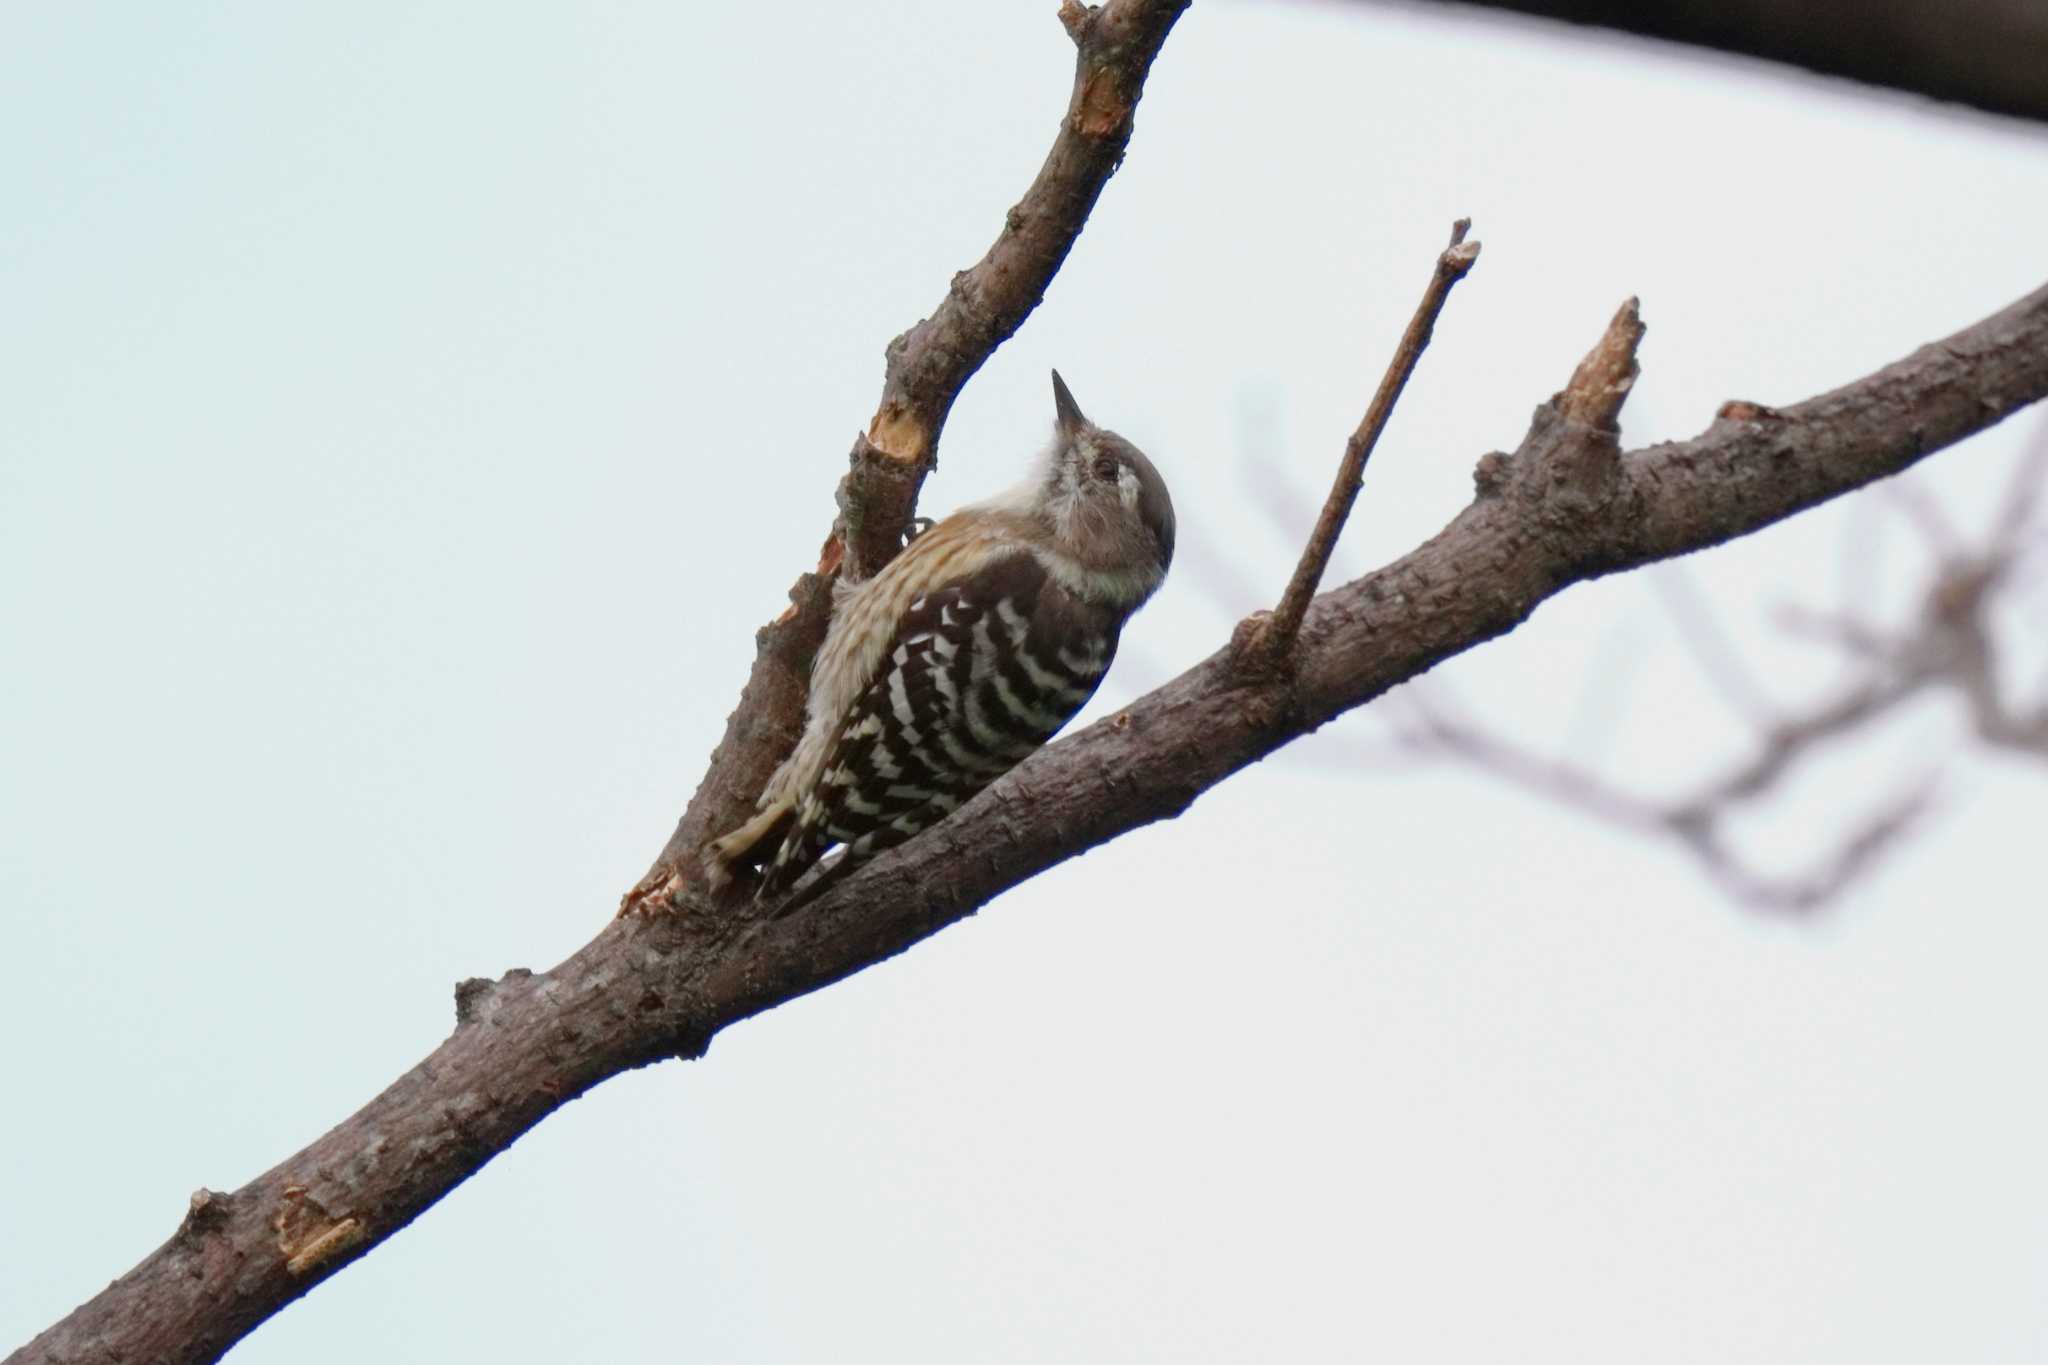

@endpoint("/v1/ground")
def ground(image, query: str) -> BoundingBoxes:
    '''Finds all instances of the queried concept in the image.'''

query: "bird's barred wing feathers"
[762,551,1116,901]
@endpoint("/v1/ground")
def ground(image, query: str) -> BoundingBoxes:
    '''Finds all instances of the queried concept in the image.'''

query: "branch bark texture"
[18,265,2048,1363]
[1389,0,2048,124]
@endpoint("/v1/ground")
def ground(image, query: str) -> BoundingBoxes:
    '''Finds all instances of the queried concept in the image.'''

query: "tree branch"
[1381,0,2048,125]
[1247,218,1480,664]
[19,265,2048,1363]
[619,0,1190,917]
[1400,417,2048,911]
[1398,677,1944,914]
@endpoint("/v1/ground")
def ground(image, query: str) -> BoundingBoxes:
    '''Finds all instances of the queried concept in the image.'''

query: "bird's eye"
[1092,456,1119,482]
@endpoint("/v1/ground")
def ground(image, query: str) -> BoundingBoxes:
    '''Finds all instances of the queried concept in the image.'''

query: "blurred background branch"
[1237,418,2048,913]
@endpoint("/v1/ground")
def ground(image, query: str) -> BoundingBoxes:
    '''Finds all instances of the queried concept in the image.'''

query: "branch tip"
[1558,296,1646,431]
[1058,0,1095,44]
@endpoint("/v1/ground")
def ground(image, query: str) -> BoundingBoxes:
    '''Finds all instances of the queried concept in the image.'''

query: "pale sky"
[5,2,2047,1361]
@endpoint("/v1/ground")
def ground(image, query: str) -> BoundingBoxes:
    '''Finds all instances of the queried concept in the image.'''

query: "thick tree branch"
[19,270,2048,1365]
[620,0,1189,916]
[1379,0,2048,125]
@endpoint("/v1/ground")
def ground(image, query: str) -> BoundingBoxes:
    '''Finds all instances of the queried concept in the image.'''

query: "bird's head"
[1027,369,1175,608]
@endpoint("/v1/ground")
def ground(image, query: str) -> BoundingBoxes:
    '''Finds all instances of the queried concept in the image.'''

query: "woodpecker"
[711,371,1175,910]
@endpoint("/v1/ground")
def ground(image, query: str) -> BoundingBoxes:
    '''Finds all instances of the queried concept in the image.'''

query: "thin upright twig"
[1248,219,1481,663]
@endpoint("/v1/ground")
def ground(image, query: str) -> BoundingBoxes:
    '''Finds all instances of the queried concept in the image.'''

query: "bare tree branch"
[618,0,1189,918]
[1374,0,2048,125]
[1392,683,1933,916]
[1401,418,2048,908]
[18,263,2048,1363]
[1397,674,1944,913]
[1248,218,1480,663]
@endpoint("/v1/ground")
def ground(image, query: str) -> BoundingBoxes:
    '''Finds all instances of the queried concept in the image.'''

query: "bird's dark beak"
[1051,369,1088,436]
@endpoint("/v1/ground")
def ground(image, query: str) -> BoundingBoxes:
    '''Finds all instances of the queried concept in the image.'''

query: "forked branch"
[1394,416,2048,910]
[621,0,1190,916]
